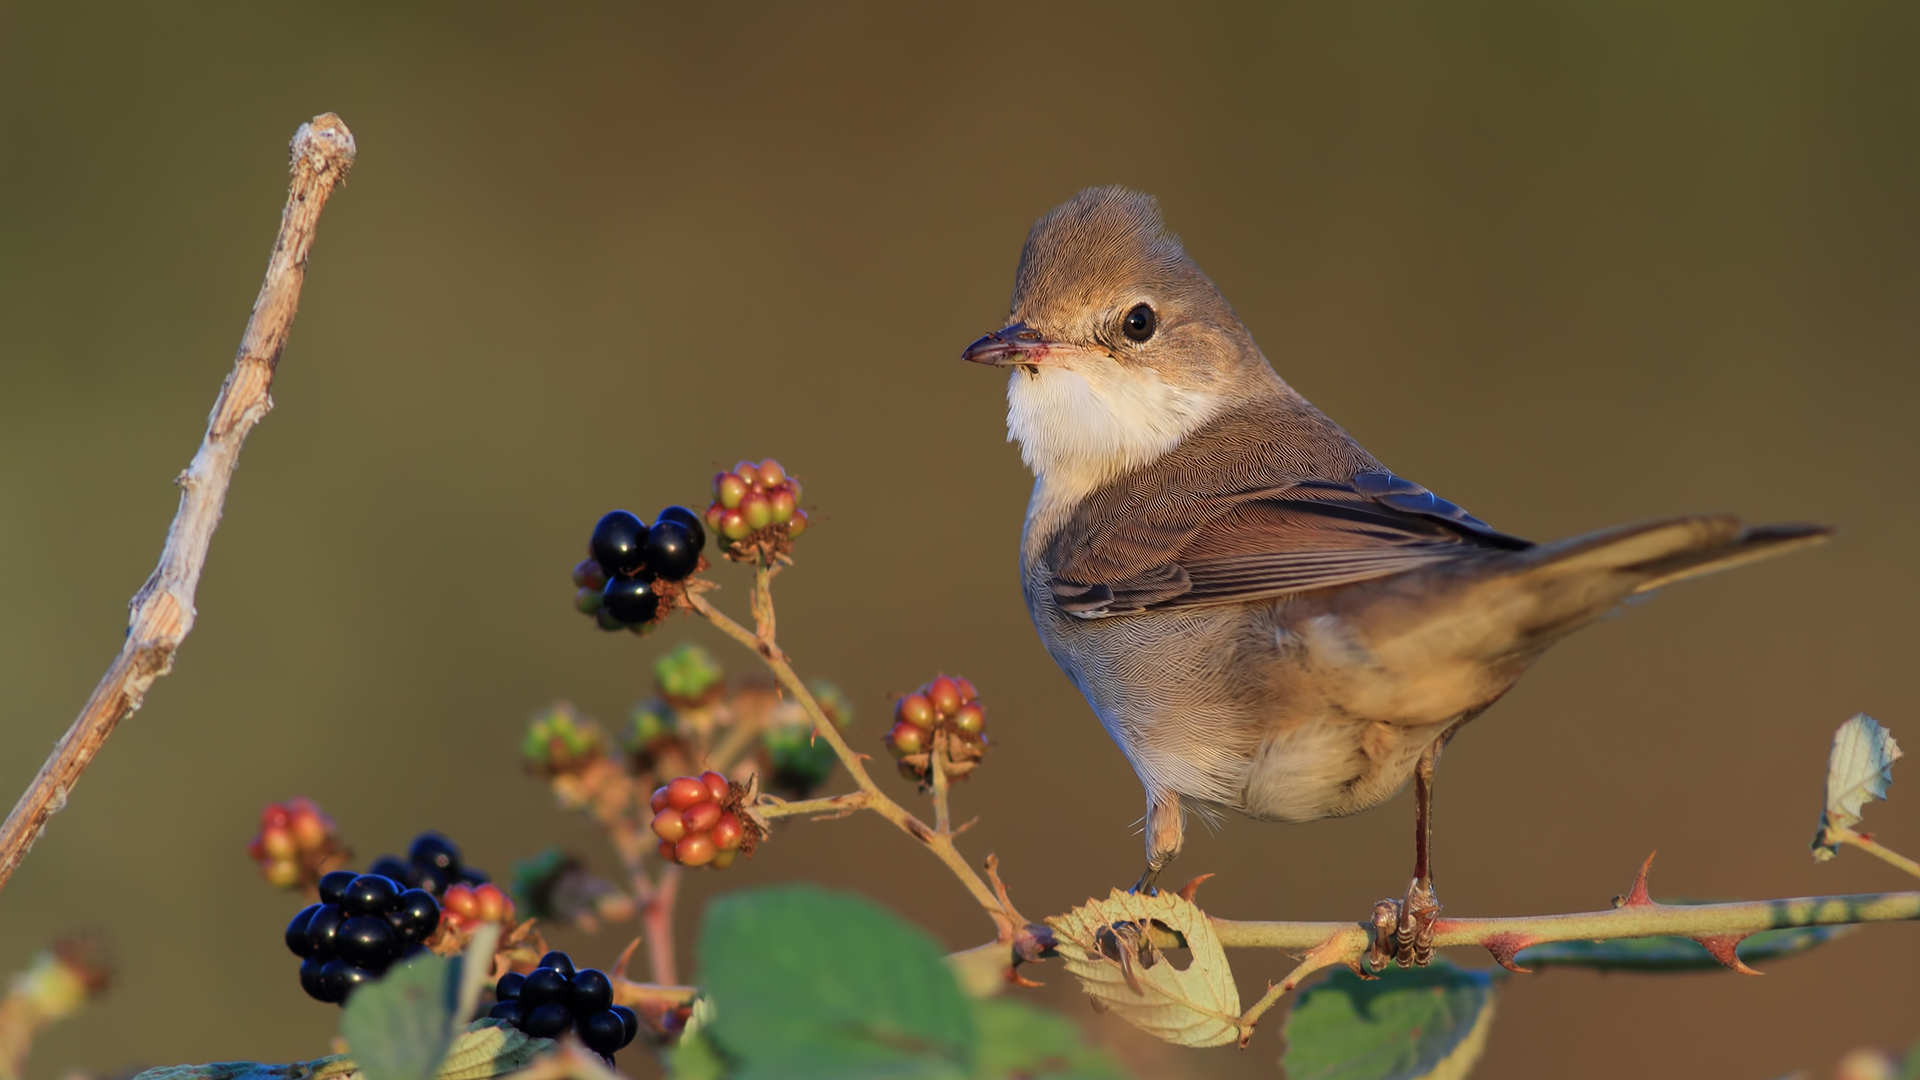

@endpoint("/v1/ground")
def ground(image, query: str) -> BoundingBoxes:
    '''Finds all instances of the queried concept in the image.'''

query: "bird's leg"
[1130,793,1185,895]
[1367,739,1444,970]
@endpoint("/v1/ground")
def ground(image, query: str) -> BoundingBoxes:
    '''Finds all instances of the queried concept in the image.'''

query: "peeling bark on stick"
[0,114,357,896]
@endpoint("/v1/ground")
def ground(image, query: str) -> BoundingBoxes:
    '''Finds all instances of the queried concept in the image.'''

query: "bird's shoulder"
[1040,400,1529,617]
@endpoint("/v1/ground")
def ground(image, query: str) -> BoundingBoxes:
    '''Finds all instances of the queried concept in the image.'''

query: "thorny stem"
[1828,826,1920,881]
[1217,883,1920,1030]
[684,587,1009,929]
[640,865,682,987]
[753,792,870,820]
[551,760,678,983]
[0,115,357,897]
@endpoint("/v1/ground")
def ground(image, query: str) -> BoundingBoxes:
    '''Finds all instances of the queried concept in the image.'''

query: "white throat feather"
[1006,363,1224,554]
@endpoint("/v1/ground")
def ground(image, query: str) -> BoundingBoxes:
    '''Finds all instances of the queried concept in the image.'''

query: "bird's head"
[963,186,1281,499]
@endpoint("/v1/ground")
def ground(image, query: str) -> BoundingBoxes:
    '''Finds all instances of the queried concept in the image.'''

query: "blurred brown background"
[2,2,1916,1077]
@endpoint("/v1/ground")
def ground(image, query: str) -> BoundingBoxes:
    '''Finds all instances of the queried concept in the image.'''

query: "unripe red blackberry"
[706,458,809,563]
[886,721,928,758]
[572,559,608,591]
[896,693,934,728]
[676,834,716,866]
[885,674,990,786]
[247,797,346,893]
[648,771,760,869]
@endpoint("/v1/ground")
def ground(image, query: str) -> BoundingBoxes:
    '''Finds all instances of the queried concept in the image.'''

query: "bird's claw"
[1365,879,1441,971]
[1127,865,1164,896]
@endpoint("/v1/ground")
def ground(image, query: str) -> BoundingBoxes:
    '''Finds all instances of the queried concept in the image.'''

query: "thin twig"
[0,114,357,896]
[1829,826,1920,880]
[702,707,765,775]
[930,745,953,835]
[640,865,682,987]
[753,792,870,820]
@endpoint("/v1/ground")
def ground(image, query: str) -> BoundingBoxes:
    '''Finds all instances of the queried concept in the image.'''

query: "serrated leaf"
[699,885,975,1080]
[436,1020,552,1080]
[1281,959,1494,1080]
[129,1063,353,1080]
[971,999,1132,1080]
[1515,922,1853,971]
[1813,714,1902,860]
[1046,889,1242,1048]
[124,1024,539,1080]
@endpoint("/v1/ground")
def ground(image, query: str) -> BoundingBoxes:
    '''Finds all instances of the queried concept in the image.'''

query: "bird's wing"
[1046,470,1530,617]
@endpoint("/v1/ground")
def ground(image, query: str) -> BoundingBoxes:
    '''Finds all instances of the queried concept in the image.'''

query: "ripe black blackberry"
[576,506,709,631]
[286,873,441,1005]
[365,831,491,898]
[488,950,638,1061]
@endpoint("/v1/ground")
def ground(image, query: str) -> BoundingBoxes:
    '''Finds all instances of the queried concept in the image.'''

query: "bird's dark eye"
[1121,303,1156,343]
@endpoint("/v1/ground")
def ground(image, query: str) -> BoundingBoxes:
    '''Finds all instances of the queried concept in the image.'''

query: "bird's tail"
[1518,515,1832,595]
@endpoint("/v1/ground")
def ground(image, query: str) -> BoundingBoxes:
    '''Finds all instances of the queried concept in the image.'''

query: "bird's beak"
[962,321,1063,367]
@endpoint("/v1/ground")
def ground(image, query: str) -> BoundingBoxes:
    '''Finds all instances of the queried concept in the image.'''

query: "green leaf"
[971,1000,1131,1080]
[1514,923,1854,971]
[1281,959,1495,1080]
[666,998,727,1080]
[666,1031,727,1080]
[341,927,496,1080]
[699,885,976,1080]
[1812,713,1902,860]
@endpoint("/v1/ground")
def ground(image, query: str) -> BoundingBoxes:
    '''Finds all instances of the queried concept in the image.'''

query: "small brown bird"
[962,186,1828,968]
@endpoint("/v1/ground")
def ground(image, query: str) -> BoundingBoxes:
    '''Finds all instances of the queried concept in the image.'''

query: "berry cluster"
[247,798,346,891]
[704,459,807,562]
[491,951,638,1062]
[287,871,441,1004]
[575,507,707,632]
[650,772,756,869]
[522,704,608,776]
[365,832,492,898]
[438,880,517,934]
[886,675,988,784]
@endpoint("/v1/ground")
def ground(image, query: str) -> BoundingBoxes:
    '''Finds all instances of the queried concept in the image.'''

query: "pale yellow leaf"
[1046,888,1243,1048]
[1813,714,1903,861]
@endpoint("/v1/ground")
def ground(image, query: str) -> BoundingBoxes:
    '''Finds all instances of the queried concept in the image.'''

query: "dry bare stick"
[0,114,357,896]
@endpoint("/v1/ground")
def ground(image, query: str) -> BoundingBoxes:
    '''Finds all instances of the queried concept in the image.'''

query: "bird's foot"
[1365,878,1441,971]
[1127,865,1163,896]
